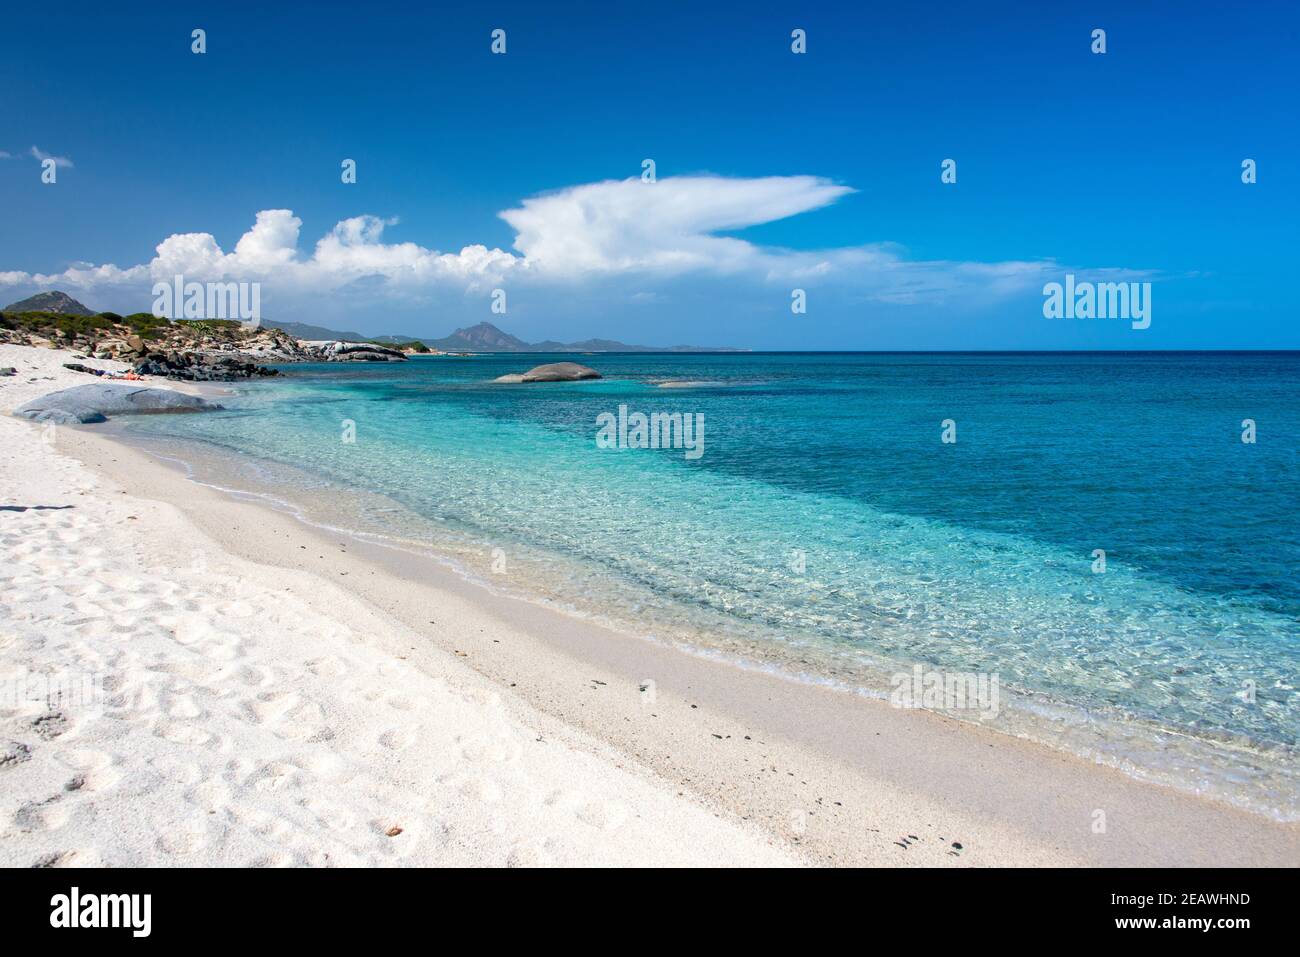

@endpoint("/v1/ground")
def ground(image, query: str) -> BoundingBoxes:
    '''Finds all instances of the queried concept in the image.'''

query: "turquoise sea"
[121,352,1300,817]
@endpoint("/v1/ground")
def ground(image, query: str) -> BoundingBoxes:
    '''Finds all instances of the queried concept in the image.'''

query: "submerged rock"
[14,383,223,424]
[509,362,602,383]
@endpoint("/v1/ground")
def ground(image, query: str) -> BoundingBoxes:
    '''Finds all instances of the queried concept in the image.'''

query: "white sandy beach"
[0,344,797,866]
[2,342,1297,868]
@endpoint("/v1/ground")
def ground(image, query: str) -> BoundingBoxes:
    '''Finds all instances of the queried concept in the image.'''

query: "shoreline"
[105,420,1300,825]
[0,345,799,867]
[61,432,1300,865]
[5,345,1298,866]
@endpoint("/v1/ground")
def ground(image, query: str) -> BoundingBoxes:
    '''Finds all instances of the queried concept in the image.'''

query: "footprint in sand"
[250,851,296,868]
[56,748,111,773]
[199,640,241,663]
[31,711,70,740]
[218,600,257,619]
[544,790,631,832]
[379,727,417,751]
[235,664,275,688]
[171,620,214,647]
[156,817,209,856]
[165,694,203,720]
[457,687,504,709]
[306,656,349,678]
[301,796,355,831]
[154,720,213,747]
[14,799,70,832]
[246,691,328,742]
[441,773,504,803]
[65,765,122,793]
[293,752,341,780]
[150,757,203,786]
[506,841,553,868]
[33,847,103,868]
[576,799,631,832]
[250,762,299,793]
[185,780,230,812]
[227,803,293,840]
[455,732,523,765]
[1,740,33,769]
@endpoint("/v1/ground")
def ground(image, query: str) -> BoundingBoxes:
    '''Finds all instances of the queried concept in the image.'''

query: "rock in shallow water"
[14,383,223,424]
[495,362,601,383]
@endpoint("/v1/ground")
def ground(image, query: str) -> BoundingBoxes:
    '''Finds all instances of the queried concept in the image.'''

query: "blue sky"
[1,1,1296,348]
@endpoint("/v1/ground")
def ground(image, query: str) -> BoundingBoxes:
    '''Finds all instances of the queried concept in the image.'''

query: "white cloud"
[0,174,1108,308]
[501,175,853,276]
[0,151,12,159]
[30,146,73,168]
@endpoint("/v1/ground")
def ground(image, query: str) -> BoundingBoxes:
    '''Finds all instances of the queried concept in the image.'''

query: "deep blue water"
[125,352,1300,811]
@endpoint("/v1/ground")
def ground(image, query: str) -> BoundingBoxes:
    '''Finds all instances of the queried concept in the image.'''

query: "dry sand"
[2,343,1296,867]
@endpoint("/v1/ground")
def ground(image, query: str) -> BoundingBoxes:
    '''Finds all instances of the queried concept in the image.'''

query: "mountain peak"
[442,322,529,350]
[3,290,95,316]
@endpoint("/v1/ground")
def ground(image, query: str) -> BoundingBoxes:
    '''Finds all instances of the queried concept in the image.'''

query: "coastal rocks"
[307,341,409,362]
[62,363,109,377]
[134,352,279,382]
[496,362,602,383]
[14,383,223,424]
[523,362,601,382]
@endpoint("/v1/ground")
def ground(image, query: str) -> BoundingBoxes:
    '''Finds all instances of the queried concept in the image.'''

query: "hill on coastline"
[375,321,744,353]
[3,290,744,352]
[2,291,95,315]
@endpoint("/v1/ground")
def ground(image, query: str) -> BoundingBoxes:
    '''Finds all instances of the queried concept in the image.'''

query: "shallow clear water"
[122,352,1300,816]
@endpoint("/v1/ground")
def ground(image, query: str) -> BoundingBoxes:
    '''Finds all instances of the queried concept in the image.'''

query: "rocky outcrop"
[62,363,109,377]
[2,307,409,380]
[517,362,602,382]
[305,341,408,362]
[14,384,223,424]
[134,352,278,382]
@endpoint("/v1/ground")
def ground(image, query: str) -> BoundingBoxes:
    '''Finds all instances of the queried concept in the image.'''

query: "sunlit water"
[120,352,1300,817]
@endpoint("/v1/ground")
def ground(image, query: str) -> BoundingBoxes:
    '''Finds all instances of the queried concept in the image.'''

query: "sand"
[2,343,1297,867]
[0,345,795,866]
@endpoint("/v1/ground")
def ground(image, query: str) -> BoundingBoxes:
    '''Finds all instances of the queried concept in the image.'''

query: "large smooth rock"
[519,362,601,382]
[14,383,223,424]
[313,341,408,362]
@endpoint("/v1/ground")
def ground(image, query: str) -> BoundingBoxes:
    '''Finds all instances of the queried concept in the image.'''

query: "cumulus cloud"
[0,174,1094,307]
[30,146,73,168]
